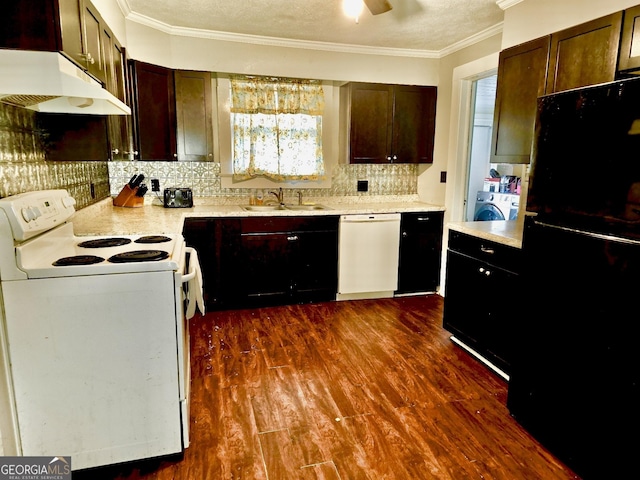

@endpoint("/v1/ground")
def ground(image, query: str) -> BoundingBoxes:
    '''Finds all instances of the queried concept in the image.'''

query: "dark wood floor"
[78,295,579,479]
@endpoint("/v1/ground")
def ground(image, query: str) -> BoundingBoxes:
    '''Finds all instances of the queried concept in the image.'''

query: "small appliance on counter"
[164,188,193,208]
[113,174,147,207]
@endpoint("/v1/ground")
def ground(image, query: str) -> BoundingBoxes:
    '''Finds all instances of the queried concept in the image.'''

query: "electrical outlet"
[151,179,160,192]
[440,171,447,183]
[357,180,368,192]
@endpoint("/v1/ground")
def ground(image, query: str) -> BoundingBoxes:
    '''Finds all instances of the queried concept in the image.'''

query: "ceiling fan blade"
[363,0,393,15]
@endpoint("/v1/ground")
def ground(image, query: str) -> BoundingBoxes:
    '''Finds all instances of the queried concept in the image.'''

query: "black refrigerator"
[508,77,640,479]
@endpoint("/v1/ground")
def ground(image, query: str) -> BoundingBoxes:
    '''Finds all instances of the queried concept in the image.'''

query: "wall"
[418,35,501,207]
[124,22,440,86]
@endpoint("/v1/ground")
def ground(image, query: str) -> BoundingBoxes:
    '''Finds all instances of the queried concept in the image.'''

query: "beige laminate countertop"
[446,218,524,249]
[71,197,445,236]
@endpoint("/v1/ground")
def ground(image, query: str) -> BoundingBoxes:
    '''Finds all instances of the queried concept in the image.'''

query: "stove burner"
[135,235,172,244]
[108,250,170,263]
[78,238,132,248]
[53,255,105,266]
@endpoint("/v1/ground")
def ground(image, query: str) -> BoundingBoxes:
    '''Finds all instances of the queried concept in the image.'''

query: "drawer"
[401,211,444,233]
[448,230,521,273]
[240,215,339,234]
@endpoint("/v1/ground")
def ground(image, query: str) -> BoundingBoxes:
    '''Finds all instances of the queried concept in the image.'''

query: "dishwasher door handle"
[340,213,402,223]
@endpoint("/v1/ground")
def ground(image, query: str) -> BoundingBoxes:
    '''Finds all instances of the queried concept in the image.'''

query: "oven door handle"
[182,246,205,318]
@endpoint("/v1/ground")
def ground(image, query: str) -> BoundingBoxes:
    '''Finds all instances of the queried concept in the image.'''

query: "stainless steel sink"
[240,205,284,211]
[284,204,331,211]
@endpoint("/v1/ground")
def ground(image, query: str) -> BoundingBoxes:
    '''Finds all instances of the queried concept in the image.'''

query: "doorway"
[465,74,497,221]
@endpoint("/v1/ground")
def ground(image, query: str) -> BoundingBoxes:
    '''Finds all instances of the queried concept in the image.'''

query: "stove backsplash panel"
[0,104,109,209]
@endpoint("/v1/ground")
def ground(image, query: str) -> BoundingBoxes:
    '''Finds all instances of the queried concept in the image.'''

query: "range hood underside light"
[0,49,131,115]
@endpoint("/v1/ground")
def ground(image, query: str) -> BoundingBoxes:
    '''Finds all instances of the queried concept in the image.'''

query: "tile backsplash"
[1,102,419,209]
[108,161,419,201]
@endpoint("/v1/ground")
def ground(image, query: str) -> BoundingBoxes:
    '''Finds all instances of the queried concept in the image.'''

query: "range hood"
[0,49,130,115]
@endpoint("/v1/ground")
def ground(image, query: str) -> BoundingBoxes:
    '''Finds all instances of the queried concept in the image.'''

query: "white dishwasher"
[337,213,401,300]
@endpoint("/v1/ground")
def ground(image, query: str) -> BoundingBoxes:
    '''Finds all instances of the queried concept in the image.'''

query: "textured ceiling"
[124,0,505,54]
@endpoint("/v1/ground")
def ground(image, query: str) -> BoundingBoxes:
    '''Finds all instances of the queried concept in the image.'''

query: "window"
[230,76,326,182]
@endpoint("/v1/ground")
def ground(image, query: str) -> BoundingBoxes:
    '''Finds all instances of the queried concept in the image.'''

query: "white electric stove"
[0,190,202,471]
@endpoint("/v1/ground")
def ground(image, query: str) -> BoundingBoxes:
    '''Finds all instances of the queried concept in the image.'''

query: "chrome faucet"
[269,187,284,205]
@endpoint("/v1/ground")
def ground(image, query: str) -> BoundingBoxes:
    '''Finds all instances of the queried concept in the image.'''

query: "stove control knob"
[21,207,36,222]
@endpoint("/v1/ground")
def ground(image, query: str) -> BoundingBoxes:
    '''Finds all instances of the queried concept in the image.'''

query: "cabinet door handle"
[287,235,299,241]
[417,217,430,221]
[480,246,495,254]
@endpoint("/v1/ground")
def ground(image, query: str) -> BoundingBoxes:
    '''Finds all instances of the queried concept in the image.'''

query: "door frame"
[440,53,499,293]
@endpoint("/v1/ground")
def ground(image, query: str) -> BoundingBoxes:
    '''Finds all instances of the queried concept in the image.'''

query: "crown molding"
[438,22,503,58]
[126,12,443,58]
[496,0,524,10]
[124,9,502,60]
[115,0,132,17]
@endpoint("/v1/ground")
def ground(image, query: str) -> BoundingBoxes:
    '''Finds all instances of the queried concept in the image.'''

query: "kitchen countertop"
[447,218,524,249]
[71,196,445,236]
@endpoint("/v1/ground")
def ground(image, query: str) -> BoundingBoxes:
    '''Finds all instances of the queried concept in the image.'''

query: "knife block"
[113,185,144,208]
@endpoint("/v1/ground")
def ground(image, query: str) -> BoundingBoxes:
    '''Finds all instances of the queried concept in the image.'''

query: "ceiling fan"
[363,0,393,15]
[343,0,392,22]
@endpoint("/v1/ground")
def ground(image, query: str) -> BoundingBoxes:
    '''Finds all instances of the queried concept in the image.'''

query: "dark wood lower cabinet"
[183,216,339,310]
[396,211,443,294]
[442,230,521,375]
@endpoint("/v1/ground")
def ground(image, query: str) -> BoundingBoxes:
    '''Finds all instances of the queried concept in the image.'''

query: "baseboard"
[449,335,510,381]
[336,291,395,301]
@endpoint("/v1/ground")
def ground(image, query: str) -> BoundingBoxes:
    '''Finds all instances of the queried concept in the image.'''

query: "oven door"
[174,245,204,448]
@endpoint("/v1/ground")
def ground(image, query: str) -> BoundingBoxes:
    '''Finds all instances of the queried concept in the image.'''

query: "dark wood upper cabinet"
[106,40,132,161]
[393,85,437,164]
[174,70,214,161]
[492,11,623,165]
[490,36,550,164]
[0,0,125,100]
[347,82,437,164]
[618,5,640,74]
[130,61,177,160]
[82,2,105,82]
[39,113,109,161]
[348,83,393,164]
[0,0,61,51]
[59,0,84,64]
[546,11,623,93]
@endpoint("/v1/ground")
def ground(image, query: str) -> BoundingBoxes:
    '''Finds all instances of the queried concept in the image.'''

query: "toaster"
[163,188,193,208]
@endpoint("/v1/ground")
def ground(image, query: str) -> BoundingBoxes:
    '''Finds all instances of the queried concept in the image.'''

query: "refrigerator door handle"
[532,219,640,246]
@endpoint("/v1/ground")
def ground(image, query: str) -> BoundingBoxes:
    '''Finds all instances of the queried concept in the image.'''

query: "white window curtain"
[230,76,326,182]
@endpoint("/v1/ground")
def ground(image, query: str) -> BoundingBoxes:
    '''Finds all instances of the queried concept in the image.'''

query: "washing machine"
[473,191,519,221]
